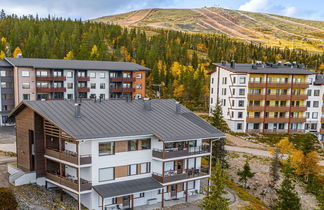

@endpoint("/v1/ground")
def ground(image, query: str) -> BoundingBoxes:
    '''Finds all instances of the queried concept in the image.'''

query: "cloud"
[238,0,269,12]
[282,6,297,17]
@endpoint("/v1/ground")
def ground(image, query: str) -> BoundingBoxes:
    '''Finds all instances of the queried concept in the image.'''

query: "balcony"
[36,88,66,93]
[247,106,264,112]
[78,87,90,92]
[266,106,290,112]
[290,117,306,123]
[45,172,92,192]
[110,77,135,82]
[322,107,324,112]
[152,146,210,159]
[267,82,291,88]
[152,167,209,183]
[291,94,308,100]
[264,117,289,123]
[263,129,288,134]
[246,117,263,123]
[110,88,135,93]
[45,148,91,165]
[247,94,265,100]
[320,129,324,134]
[77,77,90,82]
[36,76,66,81]
[290,106,307,112]
[248,82,266,88]
[292,82,309,89]
[266,94,291,100]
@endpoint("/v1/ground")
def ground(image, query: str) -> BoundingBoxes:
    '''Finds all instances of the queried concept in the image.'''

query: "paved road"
[225,145,324,167]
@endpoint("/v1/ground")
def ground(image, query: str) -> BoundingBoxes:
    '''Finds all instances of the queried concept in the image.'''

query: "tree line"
[0,11,323,110]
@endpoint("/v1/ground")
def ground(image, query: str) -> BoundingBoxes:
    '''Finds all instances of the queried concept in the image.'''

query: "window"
[211,88,213,94]
[222,88,226,95]
[222,77,227,84]
[222,99,226,106]
[136,84,142,89]
[90,94,96,98]
[100,94,105,99]
[238,112,243,119]
[1,82,6,88]
[140,162,150,174]
[99,142,114,156]
[136,94,142,99]
[0,71,5,77]
[99,72,105,79]
[239,89,245,96]
[22,83,30,89]
[134,192,145,198]
[123,73,131,78]
[66,83,73,89]
[21,71,29,77]
[307,89,312,96]
[188,158,195,169]
[306,101,311,107]
[89,72,96,78]
[314,90,320,96]
[305,112,310,118]
[141,139,151,149]
[313,101,319,108]
[99,167,114,182]
[238,100,244,107]
[233,77,236,84]
[67,94,73,100]
[210,97,213,104]
[128,140,138,151]
[37,82,49,88]
[136,73,142,79]
[66,72,73,78]
[100,83,105,89]
[188,181,195,190]
[312,112,318,119]
[128,164,137,176]
[239,77,246,84]
[211,78,214,84]
[237,123,242,130]
[23,94,30,100]
[90,83,96,89]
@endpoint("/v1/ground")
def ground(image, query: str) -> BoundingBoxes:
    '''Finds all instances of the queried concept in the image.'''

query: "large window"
[100,83,105,89]
[136,73,142,79]
[67,83,73,89]
[22,83,30,89]
[66,72,73,78]
[36,71,48,77]
[99,142,114,156]
[99,73,105,79]
[0,71,5,77]
[89,72,96,78]
[140,162,150,174]
[99,167,114,182]
[128,164,137,176]
[90,83,96,89]
[141,139,151,149]
[22,71,29,77]
[128,140,138,151]
[188,181,195,190]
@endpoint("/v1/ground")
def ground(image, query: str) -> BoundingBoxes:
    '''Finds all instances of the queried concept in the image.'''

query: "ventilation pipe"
[176,102,181,114]
[230,60,235,69]
[143,98,152,111]
[75,103,81,118]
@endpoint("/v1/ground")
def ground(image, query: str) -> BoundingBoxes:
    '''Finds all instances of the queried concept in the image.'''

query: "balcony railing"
[266,106,290,112]
[45,148,91,165]
[246,117,263,123]
[110,77,135,82]
[247,106,264,112]
[266,94,291,100]
[290,117,306,123]
[247,94,265,100]
[152,146,210,159]
[291,94,308,100]
[78,87,90,92]
[247,129,304,134]
[77,77,90,81]
[36,76,66,81]
[36,88,66,93]
[110,87,135,93]
[46,172,92,192]
[152,167,209,183]
[264,117,289,123]
[290,106,307,112]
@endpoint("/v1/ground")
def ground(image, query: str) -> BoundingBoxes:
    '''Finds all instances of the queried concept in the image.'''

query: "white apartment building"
[9,99,224,209]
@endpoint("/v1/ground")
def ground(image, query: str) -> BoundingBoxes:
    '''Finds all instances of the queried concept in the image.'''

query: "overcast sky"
[0,0,323,21]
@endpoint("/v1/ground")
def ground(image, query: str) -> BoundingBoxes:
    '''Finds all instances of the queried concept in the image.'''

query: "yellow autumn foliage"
[64,51,74,60]
[12,47,22,58]
[0,51,5,59]
[291,150,321,179]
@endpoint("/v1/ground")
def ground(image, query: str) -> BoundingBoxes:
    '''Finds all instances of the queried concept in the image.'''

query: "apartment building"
[9,99,224,209]
[0,57,149,126]
[209,61,322,136]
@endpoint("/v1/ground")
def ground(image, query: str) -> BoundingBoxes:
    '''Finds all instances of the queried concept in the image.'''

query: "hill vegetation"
[94,8,324,53]
[0,12,323,110]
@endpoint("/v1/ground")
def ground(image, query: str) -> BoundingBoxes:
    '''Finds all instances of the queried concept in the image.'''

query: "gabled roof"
[4,57,150,71]
[0,60,12,67]
[209,63,314,75]
[10,99,223,141]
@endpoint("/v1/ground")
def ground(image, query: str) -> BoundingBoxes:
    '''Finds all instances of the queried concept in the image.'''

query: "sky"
[0,0,323,21]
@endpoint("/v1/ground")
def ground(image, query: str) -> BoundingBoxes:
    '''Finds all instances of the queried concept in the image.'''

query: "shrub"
[0,188,18,210]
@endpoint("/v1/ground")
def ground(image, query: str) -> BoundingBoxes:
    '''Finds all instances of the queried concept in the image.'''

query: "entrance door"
[171,184,177,199]
[175,160,183,174]
[123,196,130,208]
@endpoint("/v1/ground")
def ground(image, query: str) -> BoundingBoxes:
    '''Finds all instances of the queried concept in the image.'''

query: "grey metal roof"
[93,177,163,198]
[10,99,224,141]
[212,63,314,75]
[314,74,324,85]
[4,57,150,71]
[0,60,12,67]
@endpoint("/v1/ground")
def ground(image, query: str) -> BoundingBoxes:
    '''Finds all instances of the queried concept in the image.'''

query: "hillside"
[93,8,324,53]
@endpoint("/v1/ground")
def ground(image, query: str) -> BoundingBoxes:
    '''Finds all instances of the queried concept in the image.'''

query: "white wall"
[88,70,109,99]
[64,70,75,99]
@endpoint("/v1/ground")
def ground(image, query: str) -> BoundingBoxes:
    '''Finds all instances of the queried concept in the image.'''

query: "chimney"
[74,103,81,118]
[221,61,226,66]
[143,98,152,111]
[176,102,181,114]
[16,53,23,58]
[230,60,235,69]
[252,64,257,70]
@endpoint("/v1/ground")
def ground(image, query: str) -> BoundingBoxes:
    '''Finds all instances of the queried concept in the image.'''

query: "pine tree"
[269,148,280,188]
[200,160,230,210]
[211,98,229,132]
[212,138,228,168]
[237,159,255,188]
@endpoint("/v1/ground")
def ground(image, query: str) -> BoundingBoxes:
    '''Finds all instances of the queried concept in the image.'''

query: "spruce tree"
[237,159,255,188]
[211,98,229,132]
[200,160,230,210]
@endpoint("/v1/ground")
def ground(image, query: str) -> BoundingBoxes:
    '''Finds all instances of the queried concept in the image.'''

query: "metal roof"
[10,99,224,141]
[0,60,12,67]
[314,74,324,85]
[211,63,314,75]
[93,177,163,198]
[4,57,150,71]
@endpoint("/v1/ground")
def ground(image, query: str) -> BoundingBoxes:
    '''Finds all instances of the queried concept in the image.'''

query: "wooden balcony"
[110,88,135,93]
[320,129,324,134]
[247,106,264,112]
[77,77,90,81]
[36,88,66,93]
[266,94,291,100]
[152,167,209,183]
[291,94,308,100]
[292,83,309,89]
[247,94,265,100]
[267,82,291,88]
[290,106,307,112]
[264,117,289,123]
[266,106,290,112]
[110,77,135,82]
[322,107,324,112]
[248,82,266,88]
[246,117,263,123]
[36,76,66,81]
[290,117,306,123]
[78,87,90,92]
[45,172,92,192]
[45,148,91,165]
[152,146,210,159]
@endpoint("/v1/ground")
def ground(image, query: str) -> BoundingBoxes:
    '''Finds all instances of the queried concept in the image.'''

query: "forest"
[0,12,323,110]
